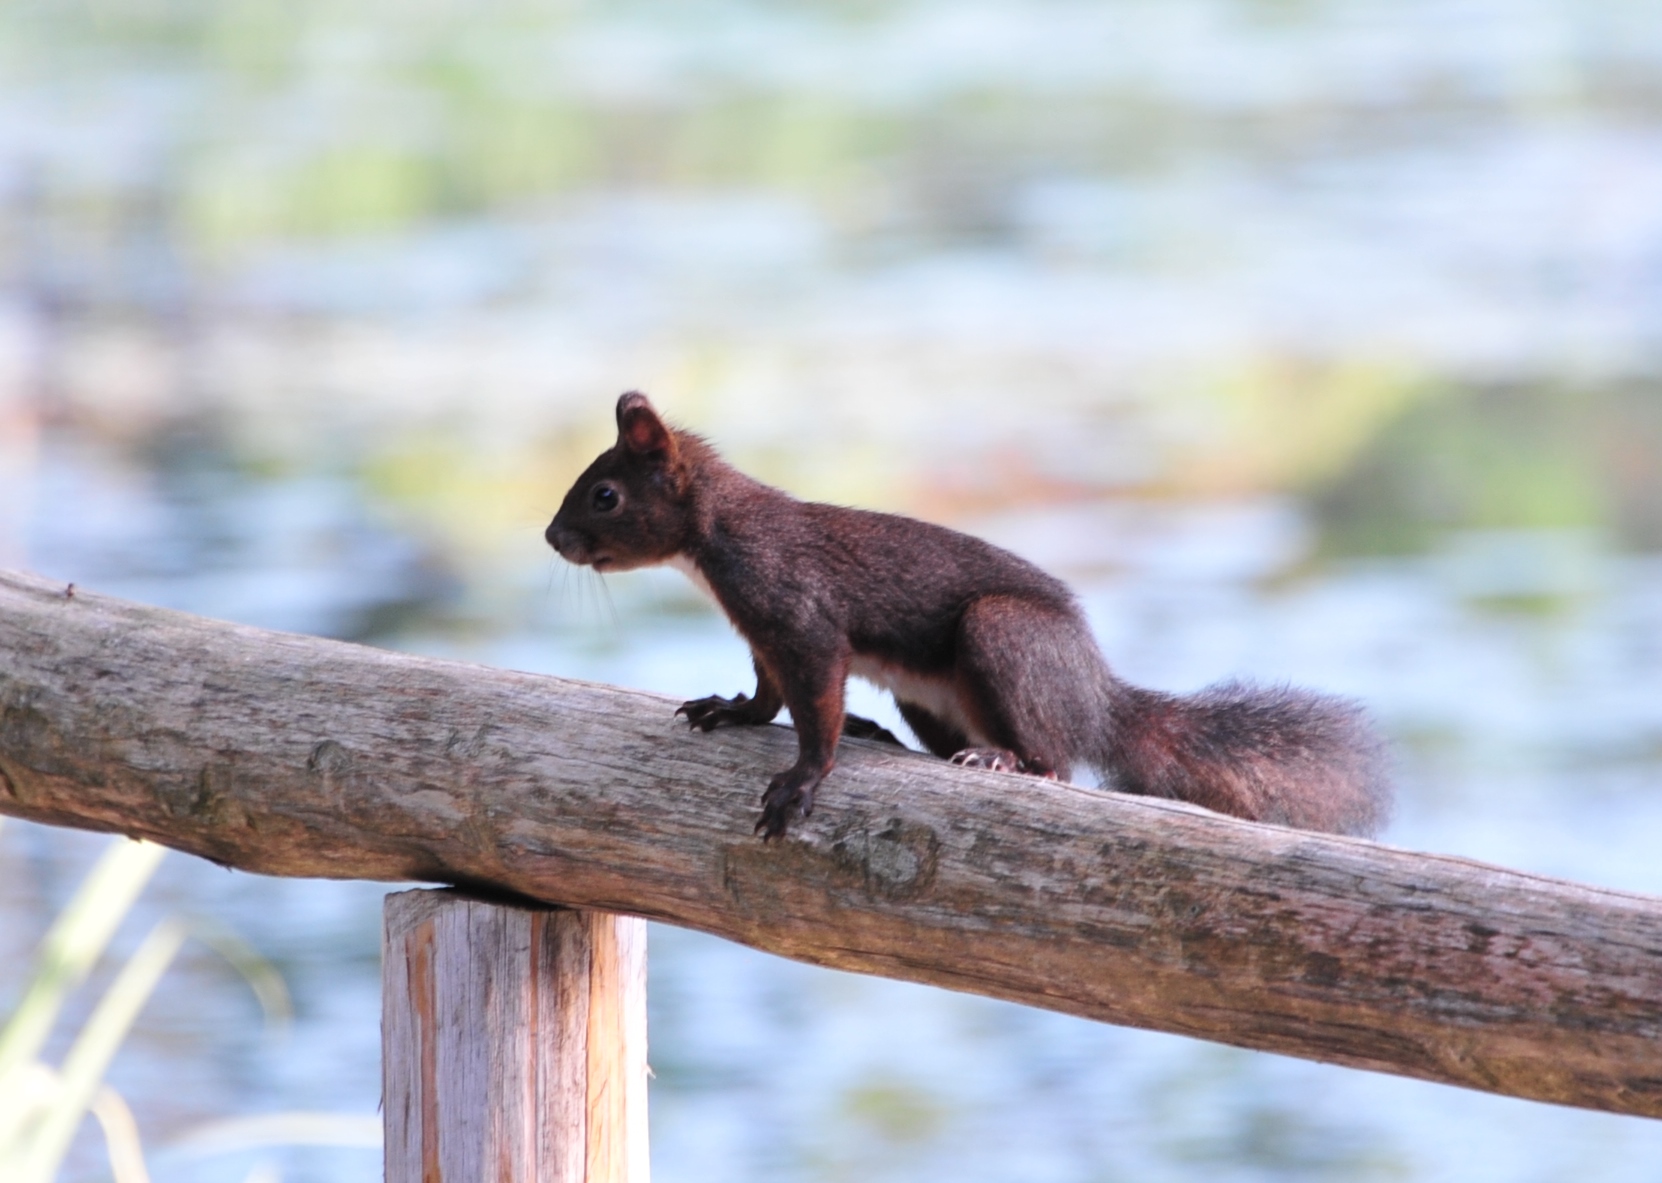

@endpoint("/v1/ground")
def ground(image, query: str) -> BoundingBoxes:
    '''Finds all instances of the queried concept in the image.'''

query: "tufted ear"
[616,391,677,463]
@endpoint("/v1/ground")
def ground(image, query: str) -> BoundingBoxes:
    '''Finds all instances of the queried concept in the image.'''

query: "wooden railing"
[2,568,1660,1179]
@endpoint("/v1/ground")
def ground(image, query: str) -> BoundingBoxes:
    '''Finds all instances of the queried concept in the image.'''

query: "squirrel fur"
[546,393,1391,841]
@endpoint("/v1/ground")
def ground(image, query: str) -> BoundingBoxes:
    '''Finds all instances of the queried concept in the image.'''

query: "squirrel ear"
[616,391,676,462]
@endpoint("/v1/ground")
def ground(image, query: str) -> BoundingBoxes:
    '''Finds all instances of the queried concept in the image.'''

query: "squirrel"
[545,392,1391,841]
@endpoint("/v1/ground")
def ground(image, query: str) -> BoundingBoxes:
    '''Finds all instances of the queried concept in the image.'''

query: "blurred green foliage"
[1314,383,1662,556]
[6,0,1659,564]
[838,1076,947,1146]
[0,834,173,1183]
[8,0,1610,252]
[0,828,377,1181]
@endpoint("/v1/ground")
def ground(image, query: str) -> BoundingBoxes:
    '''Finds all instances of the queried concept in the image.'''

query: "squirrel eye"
[592,484,621,513]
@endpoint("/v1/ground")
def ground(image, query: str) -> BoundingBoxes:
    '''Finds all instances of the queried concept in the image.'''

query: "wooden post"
[382,890,649,1183]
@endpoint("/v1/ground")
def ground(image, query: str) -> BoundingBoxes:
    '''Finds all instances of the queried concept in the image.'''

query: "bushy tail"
[1100,680,1391,837]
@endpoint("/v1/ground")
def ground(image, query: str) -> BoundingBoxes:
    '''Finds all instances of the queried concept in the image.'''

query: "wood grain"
[382,890,649,1183]
[2,569,1661,1118]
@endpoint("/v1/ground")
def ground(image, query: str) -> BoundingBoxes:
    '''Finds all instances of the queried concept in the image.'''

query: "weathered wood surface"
[2,568,1661,1117]
[382,891,648,1183]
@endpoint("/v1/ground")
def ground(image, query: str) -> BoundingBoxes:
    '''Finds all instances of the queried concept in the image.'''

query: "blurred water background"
[3,1,1662,1180]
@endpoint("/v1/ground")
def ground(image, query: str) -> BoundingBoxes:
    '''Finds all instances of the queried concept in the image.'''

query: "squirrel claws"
[754,769,821,841]
[951,748,1056,778]
[951,748,1021,773]
[678,695,824,839]
[676,693,753,732]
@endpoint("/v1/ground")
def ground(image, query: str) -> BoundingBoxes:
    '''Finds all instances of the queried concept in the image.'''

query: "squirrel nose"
[545,519,585,560]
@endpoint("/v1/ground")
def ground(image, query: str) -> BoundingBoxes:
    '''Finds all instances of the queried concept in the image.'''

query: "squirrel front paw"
[677,693,760,732]
[754,766,823,841]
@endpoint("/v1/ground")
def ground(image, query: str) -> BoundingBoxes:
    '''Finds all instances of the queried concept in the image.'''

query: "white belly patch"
[848,656,984,744]
[666,554,722,610]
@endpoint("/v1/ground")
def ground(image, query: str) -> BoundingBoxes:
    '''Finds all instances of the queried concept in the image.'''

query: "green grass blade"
[188,918,294,1035]
[90,1085,153,1183]
[16,915,188,1183]
[0,839,166,1083]
[0,1062,59,1169]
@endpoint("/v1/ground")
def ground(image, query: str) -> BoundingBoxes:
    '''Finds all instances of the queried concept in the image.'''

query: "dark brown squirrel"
[546,392,1391,841]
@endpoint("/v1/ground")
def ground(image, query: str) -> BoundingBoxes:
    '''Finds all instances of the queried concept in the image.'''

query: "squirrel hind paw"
[950,747,1023,773]
[843,713,904,747]
[950,748,1056,778]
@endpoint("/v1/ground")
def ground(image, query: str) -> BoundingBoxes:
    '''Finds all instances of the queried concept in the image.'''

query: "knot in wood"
[830,817,941,901]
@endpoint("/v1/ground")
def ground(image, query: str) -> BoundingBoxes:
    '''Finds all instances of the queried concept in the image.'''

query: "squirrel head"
[545,392,696,572]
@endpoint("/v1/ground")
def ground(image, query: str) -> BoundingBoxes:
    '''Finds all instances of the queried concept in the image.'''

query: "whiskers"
[545,556,619,630]
[593,566,619,627]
